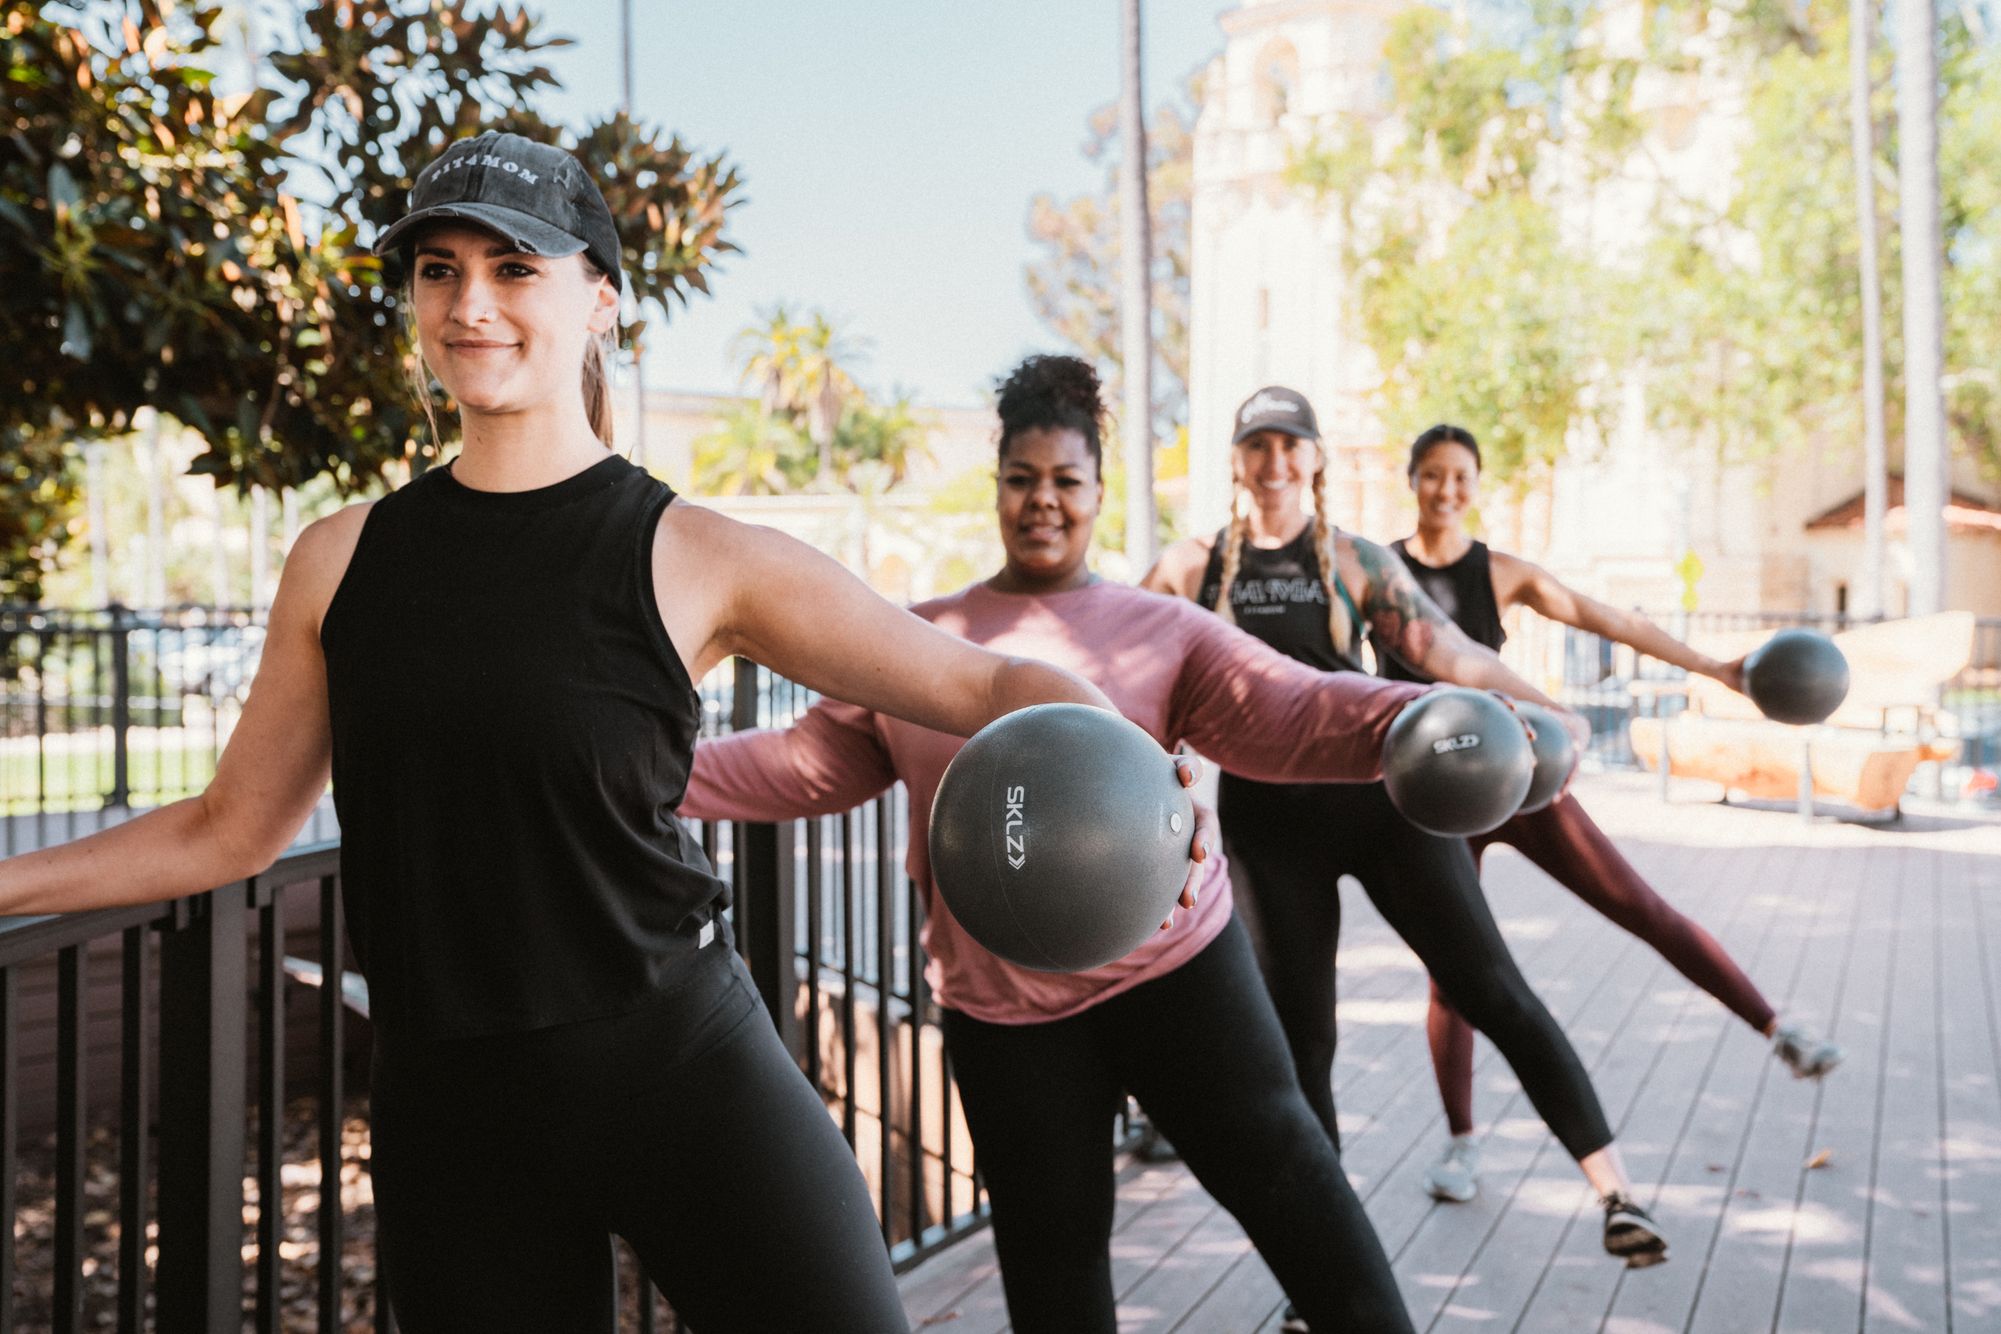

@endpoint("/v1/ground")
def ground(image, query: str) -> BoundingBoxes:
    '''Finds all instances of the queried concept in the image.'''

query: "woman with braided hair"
[1391,423,1841,1206]
[1143,387,1671,1286]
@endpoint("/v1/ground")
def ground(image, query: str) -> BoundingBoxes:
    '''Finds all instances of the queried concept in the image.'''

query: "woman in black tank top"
[0,134,1145,1334]
[1397,425,1843,1207]
[1143,389,1672,1277]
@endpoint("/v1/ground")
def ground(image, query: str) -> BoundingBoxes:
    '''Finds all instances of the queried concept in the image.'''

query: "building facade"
[1187,0,2000,616]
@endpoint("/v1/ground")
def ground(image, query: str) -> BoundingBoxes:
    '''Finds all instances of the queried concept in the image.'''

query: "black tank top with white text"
[319,454,725,1042]
[1378,538,1506,683]
[1197,523,1366,675]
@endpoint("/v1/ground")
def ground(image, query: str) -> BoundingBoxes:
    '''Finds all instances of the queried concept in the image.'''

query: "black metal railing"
[1,656,983,1332]
[0,605,264,838]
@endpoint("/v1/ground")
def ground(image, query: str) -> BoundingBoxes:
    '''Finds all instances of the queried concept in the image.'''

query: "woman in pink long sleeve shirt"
[682,357,1425,1334]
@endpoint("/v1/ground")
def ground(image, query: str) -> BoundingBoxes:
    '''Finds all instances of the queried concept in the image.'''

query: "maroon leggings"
[1427,794,1778,1137]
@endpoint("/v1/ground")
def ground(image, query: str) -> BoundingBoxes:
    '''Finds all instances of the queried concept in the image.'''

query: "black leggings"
[369,941,909,1333]
[1220,775,1613,1161]
[942,916,1413,1334]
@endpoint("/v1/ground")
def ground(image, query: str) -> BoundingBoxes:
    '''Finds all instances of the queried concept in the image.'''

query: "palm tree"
[691,403,812,496]
[732,307,868,479]
[1117,0,1157,571]
[831,393,934,489]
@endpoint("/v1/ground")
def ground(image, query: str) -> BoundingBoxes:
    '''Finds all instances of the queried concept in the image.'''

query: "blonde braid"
[1310,467,1352,657]
[1214,476,1251,626]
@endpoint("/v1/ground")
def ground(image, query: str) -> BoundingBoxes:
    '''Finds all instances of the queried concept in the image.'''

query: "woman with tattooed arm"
[1143,388,1668,1279]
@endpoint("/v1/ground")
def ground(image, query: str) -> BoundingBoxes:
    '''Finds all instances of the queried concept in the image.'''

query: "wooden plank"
[1168,1247,1285,1333]
[898,1155,1190,1331]
[892,781,2001,1333]
[1396,887,1739,1329]
[1680,824,1874,1333]
[1774,838,1904,1333]
[1453,835,1794,1330]
[1937,829,2001,1331]
[1117,1198,1254,1332]
[1604,828,1852,1330]
[1861,839,1950,1332]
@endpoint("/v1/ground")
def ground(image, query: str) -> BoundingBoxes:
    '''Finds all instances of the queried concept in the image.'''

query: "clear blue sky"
[531,1,1235,407]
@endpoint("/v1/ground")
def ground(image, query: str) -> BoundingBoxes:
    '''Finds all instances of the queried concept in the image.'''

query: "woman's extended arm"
[0,507,366,916]
[654,504,1112,735]
[1495,552,1745,692]
[1167,610,1427,784]
[1342,535,1589,744]
[683,701,898,825]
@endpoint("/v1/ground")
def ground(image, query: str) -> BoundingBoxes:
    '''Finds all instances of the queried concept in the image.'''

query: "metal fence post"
[728,657,804,1057]
[740,819,802,1061]
[108,603,132,808]
[155,886,248,1332]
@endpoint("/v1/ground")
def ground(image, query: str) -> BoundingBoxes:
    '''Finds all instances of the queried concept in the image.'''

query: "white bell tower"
[1187,0,1416,539]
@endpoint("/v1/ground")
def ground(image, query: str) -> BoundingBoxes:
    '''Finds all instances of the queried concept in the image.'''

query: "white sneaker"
[1773,1022,1843,1079]
[1423,1134,1481,1203]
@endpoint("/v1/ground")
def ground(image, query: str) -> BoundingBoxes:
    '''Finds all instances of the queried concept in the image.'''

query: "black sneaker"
[1279,1302,1309,1332]
[1601,1192,1668,1268]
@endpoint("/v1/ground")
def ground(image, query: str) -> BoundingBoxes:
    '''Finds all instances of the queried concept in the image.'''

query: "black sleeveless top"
[1378,538,1506,683]
[1197,523,1366,675]
[320,454,726,1041]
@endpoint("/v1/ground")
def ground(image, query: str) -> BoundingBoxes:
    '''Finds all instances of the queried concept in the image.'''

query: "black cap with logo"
[372,131,624,291]
[1231,386,1320,444]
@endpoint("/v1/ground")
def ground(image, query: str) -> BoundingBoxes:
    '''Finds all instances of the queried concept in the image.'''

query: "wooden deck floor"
[897,773,2001,1333]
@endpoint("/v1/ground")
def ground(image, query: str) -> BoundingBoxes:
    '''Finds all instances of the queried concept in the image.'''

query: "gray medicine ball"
[1382,687,1535,837]
[1513,701,1579,814]
[1742,629,1851,725]
[929,704,1195,973]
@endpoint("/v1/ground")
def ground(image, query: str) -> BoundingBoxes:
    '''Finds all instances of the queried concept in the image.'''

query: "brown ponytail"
[582,329,616,448]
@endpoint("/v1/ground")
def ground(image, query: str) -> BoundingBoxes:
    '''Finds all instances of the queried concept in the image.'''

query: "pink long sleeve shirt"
[681,580,1424,1025]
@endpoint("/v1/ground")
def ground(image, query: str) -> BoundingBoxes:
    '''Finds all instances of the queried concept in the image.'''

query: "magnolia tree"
[2,0,743,600]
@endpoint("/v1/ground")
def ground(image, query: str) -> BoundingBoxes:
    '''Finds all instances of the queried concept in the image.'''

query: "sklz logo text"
[1430,734,1482,755]
[1003,785,1026,869]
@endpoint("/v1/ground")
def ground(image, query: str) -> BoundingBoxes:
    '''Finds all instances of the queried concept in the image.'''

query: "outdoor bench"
[1626,611,1973,819]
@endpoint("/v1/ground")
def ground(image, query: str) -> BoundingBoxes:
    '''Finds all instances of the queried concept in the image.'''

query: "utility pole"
[1850,0,1887,617]
[1117,0,1157,573]
[1896,0,1947,613]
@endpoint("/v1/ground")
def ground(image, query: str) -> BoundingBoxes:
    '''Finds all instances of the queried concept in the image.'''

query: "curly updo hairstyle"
[994,355,1106,475]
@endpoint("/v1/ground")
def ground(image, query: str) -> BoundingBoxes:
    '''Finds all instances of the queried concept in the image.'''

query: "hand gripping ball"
[928,704,1195,973]
[1742,629,1851,726]
[1382,688,1535,838]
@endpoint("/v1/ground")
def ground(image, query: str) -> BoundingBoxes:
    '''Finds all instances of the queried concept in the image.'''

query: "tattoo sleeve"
[1353,537,1446,673]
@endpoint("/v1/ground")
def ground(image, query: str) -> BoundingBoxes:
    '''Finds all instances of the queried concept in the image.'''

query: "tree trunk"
[1118,0,1157,573]
[1896,0,1947,614]
[1850,0,1888,618]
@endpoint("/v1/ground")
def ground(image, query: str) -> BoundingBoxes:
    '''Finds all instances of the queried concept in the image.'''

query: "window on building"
[1256,40,1299,124]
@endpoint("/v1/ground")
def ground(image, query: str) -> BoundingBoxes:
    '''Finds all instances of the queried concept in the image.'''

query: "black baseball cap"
[372,131,624,291]
[1231,386,1320,443]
